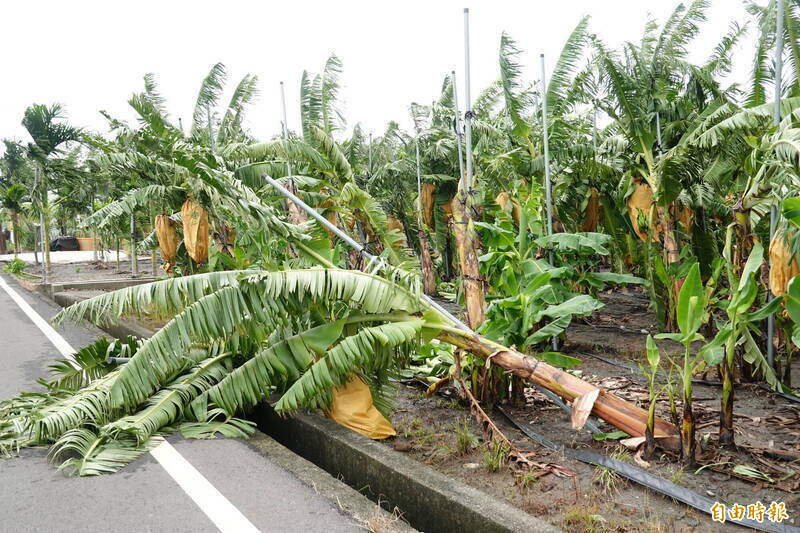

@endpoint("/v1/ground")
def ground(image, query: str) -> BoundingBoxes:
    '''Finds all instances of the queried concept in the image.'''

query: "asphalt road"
[0,273,362,533]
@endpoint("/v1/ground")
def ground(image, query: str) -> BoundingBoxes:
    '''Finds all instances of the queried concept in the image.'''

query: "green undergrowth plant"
[3,258,26,275]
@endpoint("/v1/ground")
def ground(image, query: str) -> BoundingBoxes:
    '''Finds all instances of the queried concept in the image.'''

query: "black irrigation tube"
[498,407,798,533]
[577,351,800,405]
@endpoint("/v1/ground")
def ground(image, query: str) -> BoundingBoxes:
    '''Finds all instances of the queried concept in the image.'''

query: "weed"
[592,449,630,493]
[454,418,478,454]
[517,471,539,489]
[562,504,605,533]
[3,259,25,275]
[669,467,684,486]
[480,439,510,471]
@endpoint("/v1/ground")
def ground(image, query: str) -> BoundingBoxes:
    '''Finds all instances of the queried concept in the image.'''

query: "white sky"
[2,0,754,148]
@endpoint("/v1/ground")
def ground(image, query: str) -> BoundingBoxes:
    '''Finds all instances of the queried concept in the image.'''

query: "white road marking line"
[0,275,260,533]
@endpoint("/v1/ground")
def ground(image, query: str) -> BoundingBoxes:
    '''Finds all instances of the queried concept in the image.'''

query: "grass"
[517,471,539,489]
[562,504,605,533]
[592,449,631,493]
[454,418,478,454]
[400,417,443,448]
[669,467,684,486]
[480,439,510,471]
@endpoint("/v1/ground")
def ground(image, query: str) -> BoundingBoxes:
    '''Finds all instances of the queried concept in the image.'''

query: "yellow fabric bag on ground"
[326,377,396,439]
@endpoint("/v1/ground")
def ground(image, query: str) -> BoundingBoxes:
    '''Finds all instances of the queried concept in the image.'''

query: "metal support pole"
[541,54,557,351]
[451,71,466,181]
[540,55,554,246]
[368,132,373,176]
[767,0,785,369]
[463,8,474,192]
[415,135,422,200]
[279,82,293,183]
[262,173,471,331]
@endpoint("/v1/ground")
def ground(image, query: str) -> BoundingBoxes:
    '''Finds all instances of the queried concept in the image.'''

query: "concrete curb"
[52,291,155,339]
[50,287,561,533]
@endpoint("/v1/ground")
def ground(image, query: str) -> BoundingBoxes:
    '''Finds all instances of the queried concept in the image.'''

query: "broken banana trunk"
[436,327,679,449]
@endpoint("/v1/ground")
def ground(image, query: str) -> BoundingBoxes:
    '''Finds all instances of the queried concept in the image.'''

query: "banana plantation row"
[1,0,799,485]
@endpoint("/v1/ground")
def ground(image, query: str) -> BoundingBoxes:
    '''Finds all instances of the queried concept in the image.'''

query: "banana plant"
[702,242,783,447]
[642,335,664,458]
[656,263,706,466]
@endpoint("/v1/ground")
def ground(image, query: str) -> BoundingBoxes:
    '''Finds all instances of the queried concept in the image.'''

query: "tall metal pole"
[367,132,373,176]
[279,82,293,184]
[768,0,785,368]
[415,135,422,200]
[540,54,554,245]
[463,8,474,192]
[451,71,466,181]
[541,54,558,351]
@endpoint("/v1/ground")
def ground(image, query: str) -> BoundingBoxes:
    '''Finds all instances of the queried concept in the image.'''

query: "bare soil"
[11,257,162,284]
[385,290,800,532]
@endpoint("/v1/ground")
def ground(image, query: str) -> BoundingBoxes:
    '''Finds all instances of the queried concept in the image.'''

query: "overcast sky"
[2,0,755,148]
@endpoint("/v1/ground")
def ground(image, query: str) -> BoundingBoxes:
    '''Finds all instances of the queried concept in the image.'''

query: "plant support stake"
[280,82,294,185]
[451,71,466,181]
[463,8,474,192]
[541,54,558,350]
[767,0,784,369]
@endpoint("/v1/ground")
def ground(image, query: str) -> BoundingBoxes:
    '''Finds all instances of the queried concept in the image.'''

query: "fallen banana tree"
[264,174,679,448]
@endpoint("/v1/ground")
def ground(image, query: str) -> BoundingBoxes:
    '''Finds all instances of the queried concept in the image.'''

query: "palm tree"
[1,184,27,257]
[21,103,83,271]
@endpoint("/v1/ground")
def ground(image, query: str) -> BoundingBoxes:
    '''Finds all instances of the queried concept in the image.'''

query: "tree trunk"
[418,228,437,296]
[286,182,308,225]
[658,205,679,264]
[10,212,20,258]
[451,188,485,329]
[436,328,679,447]
[42,207,51,275]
